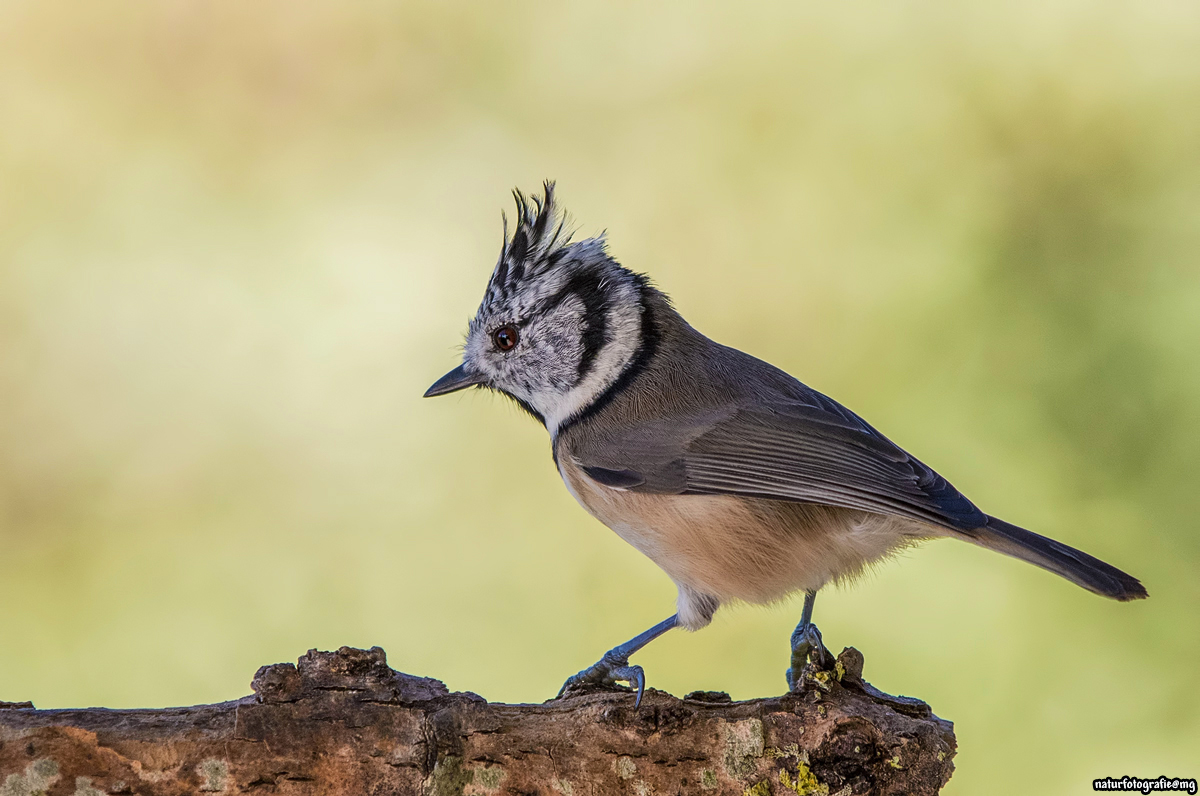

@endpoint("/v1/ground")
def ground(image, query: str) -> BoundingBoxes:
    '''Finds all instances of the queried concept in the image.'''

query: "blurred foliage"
[1,2,1197,793]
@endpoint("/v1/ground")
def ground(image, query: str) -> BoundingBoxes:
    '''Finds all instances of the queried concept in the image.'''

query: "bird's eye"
[493,325,519,352]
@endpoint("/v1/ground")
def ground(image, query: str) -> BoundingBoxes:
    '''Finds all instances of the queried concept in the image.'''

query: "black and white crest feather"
[487,181,581,301]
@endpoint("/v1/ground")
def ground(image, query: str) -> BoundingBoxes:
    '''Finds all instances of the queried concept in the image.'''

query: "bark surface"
[0,645,955,796]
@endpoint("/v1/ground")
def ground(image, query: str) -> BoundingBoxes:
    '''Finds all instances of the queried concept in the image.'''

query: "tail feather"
[968,516,1148,601]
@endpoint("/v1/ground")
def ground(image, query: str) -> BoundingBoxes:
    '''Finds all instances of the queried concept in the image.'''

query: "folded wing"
[574,391,988,533]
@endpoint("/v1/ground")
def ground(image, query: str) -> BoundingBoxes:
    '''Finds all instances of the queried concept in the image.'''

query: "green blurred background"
[1,1,1197,792]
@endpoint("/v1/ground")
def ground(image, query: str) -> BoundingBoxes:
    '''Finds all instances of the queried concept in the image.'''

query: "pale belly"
[558,458,932,608]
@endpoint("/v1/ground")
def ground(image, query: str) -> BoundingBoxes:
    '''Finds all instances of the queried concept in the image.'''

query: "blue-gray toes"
[557,653,648,708]
[786,622,832,692]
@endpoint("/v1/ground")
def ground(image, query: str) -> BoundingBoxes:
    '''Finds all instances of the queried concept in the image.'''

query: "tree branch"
[0,645,955,795]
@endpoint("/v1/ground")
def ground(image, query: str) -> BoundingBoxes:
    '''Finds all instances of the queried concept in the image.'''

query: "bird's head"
[425,182,652,434]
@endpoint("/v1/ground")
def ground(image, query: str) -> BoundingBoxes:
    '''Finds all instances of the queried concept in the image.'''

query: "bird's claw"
[556,653,647,708]
[786,622,834,692]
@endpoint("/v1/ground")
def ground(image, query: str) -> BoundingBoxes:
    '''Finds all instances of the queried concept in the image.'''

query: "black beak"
[424,364,485,397]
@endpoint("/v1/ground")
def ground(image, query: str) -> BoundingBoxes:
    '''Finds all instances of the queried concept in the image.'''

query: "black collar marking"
[555,276,659,440]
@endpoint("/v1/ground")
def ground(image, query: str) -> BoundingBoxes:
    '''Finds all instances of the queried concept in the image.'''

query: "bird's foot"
[556,652,647,707]
[786,622,835,692]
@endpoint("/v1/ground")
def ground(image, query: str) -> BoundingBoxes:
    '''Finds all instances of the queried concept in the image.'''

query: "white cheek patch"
[540,294,643,436]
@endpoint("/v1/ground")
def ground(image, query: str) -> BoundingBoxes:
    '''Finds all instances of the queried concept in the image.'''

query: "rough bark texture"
[0,645,955,796]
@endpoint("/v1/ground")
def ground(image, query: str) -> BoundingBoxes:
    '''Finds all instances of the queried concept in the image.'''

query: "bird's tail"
[966,516,1148,601]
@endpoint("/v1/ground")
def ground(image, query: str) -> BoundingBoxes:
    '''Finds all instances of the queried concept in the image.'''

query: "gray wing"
[572,391,988,533]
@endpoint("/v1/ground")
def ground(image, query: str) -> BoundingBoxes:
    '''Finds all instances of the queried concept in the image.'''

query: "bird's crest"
[487,181,589,299]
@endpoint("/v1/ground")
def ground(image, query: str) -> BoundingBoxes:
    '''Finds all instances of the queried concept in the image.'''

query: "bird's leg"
[786,589,834,691]
[557,614,679,708]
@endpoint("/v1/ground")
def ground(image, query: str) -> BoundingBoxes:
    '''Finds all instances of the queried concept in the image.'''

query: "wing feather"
[571,398,987,532]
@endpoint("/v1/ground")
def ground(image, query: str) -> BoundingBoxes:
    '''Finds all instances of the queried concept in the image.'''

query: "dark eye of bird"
[493,325,519,352]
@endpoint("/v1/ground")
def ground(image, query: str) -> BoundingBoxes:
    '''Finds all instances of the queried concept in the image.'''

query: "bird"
[424,182,1148,705]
